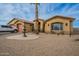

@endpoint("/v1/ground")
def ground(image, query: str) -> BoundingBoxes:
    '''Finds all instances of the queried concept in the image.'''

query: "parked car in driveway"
[0,25,18,33]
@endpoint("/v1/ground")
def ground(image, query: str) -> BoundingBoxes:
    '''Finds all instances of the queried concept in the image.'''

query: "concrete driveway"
[0,33,79,56]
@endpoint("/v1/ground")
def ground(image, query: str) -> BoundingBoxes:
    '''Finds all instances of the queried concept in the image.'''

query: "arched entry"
[17,23,23,32]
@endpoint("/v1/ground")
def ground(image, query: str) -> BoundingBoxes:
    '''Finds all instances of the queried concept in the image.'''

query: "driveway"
[0,33,79,56]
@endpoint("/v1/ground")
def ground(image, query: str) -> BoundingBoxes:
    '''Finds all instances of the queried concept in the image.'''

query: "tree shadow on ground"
[74,39,79,41]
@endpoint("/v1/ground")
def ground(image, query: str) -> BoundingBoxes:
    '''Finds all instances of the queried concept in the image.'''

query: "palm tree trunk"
[35,3,39,34]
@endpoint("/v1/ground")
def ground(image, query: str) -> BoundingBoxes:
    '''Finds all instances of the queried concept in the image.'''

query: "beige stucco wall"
[17,21,33,32]
[44,18,73,34]
[34,21,37,31]
[10,21,33,32]
[34,20,44,32]
[39,20,44,32]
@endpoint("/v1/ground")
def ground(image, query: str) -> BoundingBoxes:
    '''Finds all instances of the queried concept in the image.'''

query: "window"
[51,23,63,30]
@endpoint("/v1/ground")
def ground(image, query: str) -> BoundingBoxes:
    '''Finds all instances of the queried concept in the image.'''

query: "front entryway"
[38,22,41,32]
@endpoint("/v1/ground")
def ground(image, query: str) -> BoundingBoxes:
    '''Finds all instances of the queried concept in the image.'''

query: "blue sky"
[0,3,79,27]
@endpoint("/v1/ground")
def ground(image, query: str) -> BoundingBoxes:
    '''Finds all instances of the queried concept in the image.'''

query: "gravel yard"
[0,33,79,56]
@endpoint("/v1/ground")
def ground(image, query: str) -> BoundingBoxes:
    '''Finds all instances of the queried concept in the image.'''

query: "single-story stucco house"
[8,15,75,34]
[34,16,75,34]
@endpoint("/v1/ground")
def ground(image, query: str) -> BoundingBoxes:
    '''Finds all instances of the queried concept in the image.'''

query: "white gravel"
[6,33,39,40]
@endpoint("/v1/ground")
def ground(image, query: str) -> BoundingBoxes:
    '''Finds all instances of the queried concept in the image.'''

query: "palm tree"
[31,3,40,34]
[35,3,39,34]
